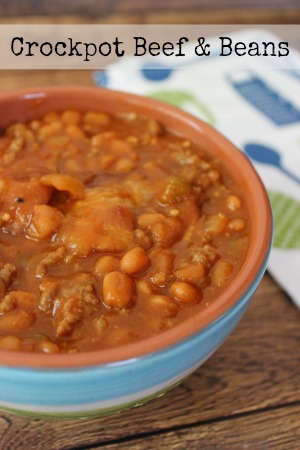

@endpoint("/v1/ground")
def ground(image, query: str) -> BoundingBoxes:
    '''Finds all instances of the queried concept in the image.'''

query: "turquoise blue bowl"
[0,87,272,419]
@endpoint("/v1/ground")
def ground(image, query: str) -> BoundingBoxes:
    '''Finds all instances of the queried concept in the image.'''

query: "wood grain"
[0,275,299,450]
[1,0,300,17]
[146,9,300,24]
[0,11,299,25]
[0,71,94,92]
[98,404,300,450]
[0,1,299,24]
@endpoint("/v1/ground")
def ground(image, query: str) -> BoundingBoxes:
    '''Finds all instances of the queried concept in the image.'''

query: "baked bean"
[28,120,41,132]
[91,132,114,147]
[0,309,36,334]
[151,271,168,287]
[94,316,109,333]
[4,291,36,311]
[174,263,205,283]
[203,213,228,236]
[61,110,81,125]
[103,271,134,309]
[29,204,63,240]
[149,249,175,287]
[100,154,118,170]
[170,281,201,304]
[211,260,234,287]
[94,255,120,277]
[43,111,60,123]
[137,280,153,295]
[38,121,63,140]
[114,158,137,174]
[138,213,181,245]
[228,218,246,231]
[103,327,135,347]
[46,135,70,150]
[65,124,86,140]
[158,249,175,270]
[6,126,34,143]
[133,229,152,250]
[39,341,60,354]
[170,209,180,217]
[207,170,220,182]
[16,293,35,311]
[151,222,170,243]
[120,247,150,275]
[137,213,165,229]
[9,135,24,149]
[122,112,137,121]
[6,123,27,138]
[226,195,242,211]
[83,111,110,127]
[0,295,16,313]
[3,137,24,164]
[110,138,133,155]
[0,336,22,351]
[150,295,179,317]
[1,212,11,222]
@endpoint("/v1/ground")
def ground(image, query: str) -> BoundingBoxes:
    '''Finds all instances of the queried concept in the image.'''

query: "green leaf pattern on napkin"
[268,191,300,249]
[148,89,216,125]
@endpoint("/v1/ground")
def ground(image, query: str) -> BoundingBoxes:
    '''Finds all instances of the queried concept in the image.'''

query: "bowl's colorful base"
[0,288,258,420]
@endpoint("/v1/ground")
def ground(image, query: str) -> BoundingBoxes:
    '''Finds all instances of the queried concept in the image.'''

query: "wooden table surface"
[0,10,299,449]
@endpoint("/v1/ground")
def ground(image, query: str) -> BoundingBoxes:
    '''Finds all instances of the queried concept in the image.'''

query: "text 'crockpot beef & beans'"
[0,109,250,353]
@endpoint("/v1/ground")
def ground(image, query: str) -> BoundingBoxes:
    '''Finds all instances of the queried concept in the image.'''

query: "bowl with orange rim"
[0,86,272,418]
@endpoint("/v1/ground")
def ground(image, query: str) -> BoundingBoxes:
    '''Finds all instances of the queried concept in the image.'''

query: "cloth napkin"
[93,29,300,308]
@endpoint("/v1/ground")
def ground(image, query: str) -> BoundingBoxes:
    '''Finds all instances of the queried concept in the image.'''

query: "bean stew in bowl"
[0,86,272,418]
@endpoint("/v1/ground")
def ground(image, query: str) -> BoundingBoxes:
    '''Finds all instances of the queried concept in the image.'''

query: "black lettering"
[219,37,232,56]
[162,42,174,57]
[134,37,147,56]
[149,41,160,56]
[113,37,124,57]
[262,42,276,57]
[11,37,23,56]
[40,42,52,57]
[83,43,97,61]
[55,42,66,56]
[278,42,289,57]
[248,42,260,56]
[235,41,246,56]
[26,41,39,56]
[68,38,82,56]
[176,37,188,56]
[99,42,111,57]
[195,37,210,56]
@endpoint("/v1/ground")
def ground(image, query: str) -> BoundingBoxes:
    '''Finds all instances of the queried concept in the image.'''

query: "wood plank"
[0,10,299,24]
[0,71,94,92]
[98,403,300,450]
[146,9,300,24]
[0,275,299,449]
[1,0,300,17]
